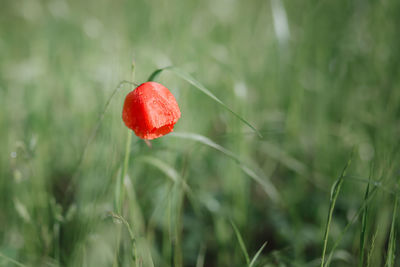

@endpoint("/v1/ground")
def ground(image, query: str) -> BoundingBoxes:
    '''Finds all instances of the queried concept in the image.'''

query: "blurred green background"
[1,0,400,266]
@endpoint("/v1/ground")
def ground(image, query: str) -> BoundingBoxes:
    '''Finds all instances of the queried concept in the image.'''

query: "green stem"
[113,130,133,267]
[113,62,136,267]
[321,155,352,267]
[320,179,343,267]
[118,130,132,214]
[113,225,122,267]
[174,183,184,267]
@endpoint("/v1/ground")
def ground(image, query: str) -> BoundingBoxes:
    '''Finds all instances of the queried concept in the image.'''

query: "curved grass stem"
[320,155,352,267]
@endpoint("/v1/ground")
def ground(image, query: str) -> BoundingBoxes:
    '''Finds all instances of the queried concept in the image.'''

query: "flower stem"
[113,129,133,267]
[113,62,136,267]
[117,129,132,214]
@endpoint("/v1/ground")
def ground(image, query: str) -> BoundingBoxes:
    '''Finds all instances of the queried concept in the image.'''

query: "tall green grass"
[1,0,400,266]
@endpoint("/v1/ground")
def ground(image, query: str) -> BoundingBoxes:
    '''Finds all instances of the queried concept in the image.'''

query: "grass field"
[1,0,400,266]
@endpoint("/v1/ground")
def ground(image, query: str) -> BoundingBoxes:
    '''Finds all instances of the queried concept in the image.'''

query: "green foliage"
[1,0,400,266]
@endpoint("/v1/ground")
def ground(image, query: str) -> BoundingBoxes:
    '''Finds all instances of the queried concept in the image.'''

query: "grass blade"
[231,220,250,265]
[249,242,268,267]
[169,132,280,202]
[108,212,138,263]
[195,243,206,267]
[0,252,26,267]
[138,156,180,183]
[147,66,262,137]
[325,178,380,266]
[137,156,192,193]
[367,229,378,267]
[385,195,398,267]
[114,130,133,214]
[320,154,352,267]
[359,169,372,267]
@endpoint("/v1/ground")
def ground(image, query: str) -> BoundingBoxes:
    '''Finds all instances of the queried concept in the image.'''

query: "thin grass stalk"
[325,181,380,266]
[359,170,372,267]
[112,130,133,267]
[113,63,136,267]
[163,190,173,265]
[385,195,398,267]
[0,252,26,267]
[116,130,132,214]
[367,230,378,267]
[231,220,250,265]
[320,156,352,267]
[174,180,184,267]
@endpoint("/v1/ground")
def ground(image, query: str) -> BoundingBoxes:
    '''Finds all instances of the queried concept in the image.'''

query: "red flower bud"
[122,82,181,140]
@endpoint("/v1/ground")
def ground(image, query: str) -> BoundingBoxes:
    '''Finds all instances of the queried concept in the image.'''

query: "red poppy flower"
[122,82,181,140]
